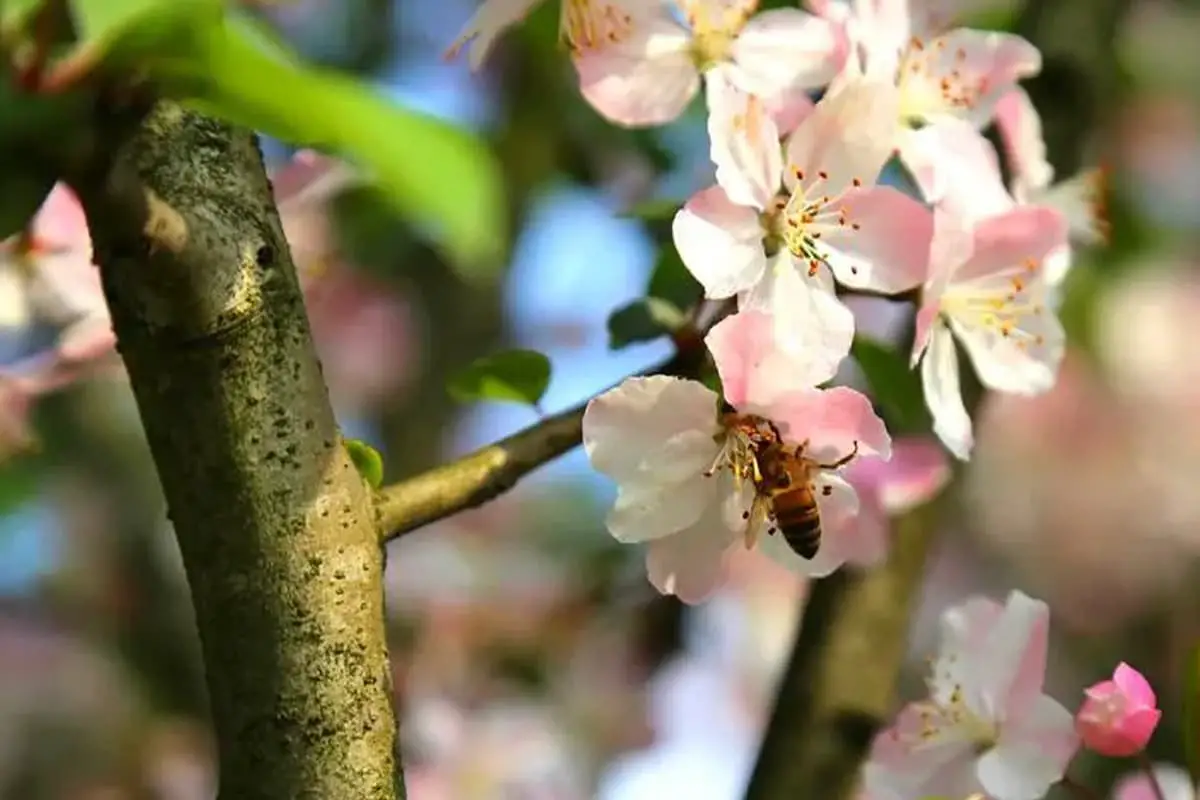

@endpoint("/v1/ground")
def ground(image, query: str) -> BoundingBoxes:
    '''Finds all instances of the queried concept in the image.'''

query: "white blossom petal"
[706,67,783,209]
[574,18,699,127]
[921,324,973,460]
[673,187,768,299]
[977,695,1078,800]
[729,8,842,98]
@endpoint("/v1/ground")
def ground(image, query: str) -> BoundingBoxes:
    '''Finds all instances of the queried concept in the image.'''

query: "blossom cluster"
[447,0,1103,601]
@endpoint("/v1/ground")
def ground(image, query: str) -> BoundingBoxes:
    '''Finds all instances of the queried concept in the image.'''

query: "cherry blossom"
[673,73,932,368]
[864,590,1079,800]
[582,365,889,601]
[829,0,1041,198]
[911,204,1068,459]
[573,0,843,128]
[1075,663,1162,757]
[706,309,892,575]
[1114,763,1195,800]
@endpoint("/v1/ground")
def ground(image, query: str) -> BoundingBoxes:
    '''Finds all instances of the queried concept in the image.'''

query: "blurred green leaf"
[0,60,90,238]
[448,349,552,408]
[70,4,506,280]
[646,245,701,310]
[344,438,384,489]
[0,168,53,239]
[851,335,930,435]
[607,297,685,350]
[0,0,47,37]
[622,198,680,223]
[1184,642,1200,784]
[67,0,223,65]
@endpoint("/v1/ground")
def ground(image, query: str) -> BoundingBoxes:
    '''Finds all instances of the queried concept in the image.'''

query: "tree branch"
[742,503,942,800]
[376,345,707,543]
[69,103,402,800]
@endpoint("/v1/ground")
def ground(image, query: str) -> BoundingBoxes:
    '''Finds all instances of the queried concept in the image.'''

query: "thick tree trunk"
[71,103,403,800]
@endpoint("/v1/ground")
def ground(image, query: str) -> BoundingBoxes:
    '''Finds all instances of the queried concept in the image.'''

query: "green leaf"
[1184,642,1200,784]
[620,197,680,223]
[67,3,506,280]
[850,335,929,435]
[0,168,53,240]
[343,438,384,489]
[448,349,552,408]
[607,297,685,350]
[646,245,700,310]
[67,0,223,66]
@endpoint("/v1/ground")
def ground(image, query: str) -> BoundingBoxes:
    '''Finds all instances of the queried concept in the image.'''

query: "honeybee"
[750,438,859,561]
[710,405,859,560]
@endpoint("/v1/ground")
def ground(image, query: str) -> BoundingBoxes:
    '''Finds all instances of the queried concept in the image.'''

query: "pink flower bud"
[1075,663,1162,757]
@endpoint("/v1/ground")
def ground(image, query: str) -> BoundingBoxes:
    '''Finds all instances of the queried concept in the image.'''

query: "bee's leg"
[820,440,859,470]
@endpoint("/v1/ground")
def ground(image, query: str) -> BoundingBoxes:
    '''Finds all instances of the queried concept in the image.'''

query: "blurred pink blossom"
[844,436,952,567]
[1075,663,1161,757]
[1113,763,1195,800]
[866,590,1078,800]
[966,347,1200,630]
[272,151,419,411]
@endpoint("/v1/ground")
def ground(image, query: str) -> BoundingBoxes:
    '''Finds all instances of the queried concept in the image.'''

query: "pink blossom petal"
[956,207,1068,285]
[57,318,116,364]
[574,20,699,127]
[900,119,1013,220]
[738,253,855,386]
[819,186,933,293]
[784,71,899,195]
[705,308,834,408]
[1114,662,1158,706]
[672,186,767,299]
[994,86,1054,197]
[767,87,816,135]
[706,68,782,210]
[976,590,1050,718]
[763,385,891,463]
[875,437,951,512]
[978,695,1078,800]
[583,376,720,480]
[920,325,973,460]
[905,29,1042,128]
[841,491,890,567]
[729,8,842,99]
[1113,764,1195,800]
[32,184,92,254]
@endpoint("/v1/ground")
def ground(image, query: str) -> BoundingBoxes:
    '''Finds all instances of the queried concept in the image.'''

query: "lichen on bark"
[70,102,402,800]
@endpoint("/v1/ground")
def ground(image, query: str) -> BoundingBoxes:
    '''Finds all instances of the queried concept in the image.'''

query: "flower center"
[781,169,864,277]
[912,688,999,752]
[896,36,986,125]
[938,258,1047,349]
[561,0,635,54]
[758,194,789,256]
[681,0,755,69]
[704,411,779,486]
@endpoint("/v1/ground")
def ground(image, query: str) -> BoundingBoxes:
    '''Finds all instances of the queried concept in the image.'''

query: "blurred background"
[1,0,1200,797]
